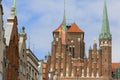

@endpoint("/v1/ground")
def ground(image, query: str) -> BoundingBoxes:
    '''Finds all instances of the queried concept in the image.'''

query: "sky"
[2,0,120,62]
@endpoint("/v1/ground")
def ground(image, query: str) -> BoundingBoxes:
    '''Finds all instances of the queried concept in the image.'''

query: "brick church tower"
[99,0,112,80]
[47,0,113,80]
[49,0,85,78]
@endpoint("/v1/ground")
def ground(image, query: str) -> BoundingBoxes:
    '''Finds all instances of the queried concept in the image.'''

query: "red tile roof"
[53,23,84,33]
[53,24,62,33]
[67,23,84,32]
[112,63,120,71]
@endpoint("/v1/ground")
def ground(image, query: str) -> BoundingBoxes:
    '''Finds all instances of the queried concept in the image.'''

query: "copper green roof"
[62,0,66,32]
[61,0,67,44]
[12,0,16,15]
[99,0,112,40]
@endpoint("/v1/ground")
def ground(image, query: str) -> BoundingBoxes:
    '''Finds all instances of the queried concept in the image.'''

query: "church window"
[69,47,71,52]
[72,47,75,58]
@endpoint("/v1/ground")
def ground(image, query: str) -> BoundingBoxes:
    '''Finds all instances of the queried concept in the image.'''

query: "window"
[19,65,22,73]
[72,47,75,58]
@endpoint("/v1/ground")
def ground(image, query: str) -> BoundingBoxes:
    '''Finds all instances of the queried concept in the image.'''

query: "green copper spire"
[99,0,112,40]
[62,0,66,31]
[61,0,67,44]
[12,0,16,15]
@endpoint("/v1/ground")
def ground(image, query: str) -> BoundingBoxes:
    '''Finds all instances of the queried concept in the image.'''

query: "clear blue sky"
[2,0,120,62]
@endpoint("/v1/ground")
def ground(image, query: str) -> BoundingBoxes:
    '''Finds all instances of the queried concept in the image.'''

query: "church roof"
[112,63,120,71]
[67,23,83,32]
[53,23,84,33]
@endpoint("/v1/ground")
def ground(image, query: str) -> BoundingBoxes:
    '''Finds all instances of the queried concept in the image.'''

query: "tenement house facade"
[0,0,5,79]
[26,49,39,80]
[18,27,27,80]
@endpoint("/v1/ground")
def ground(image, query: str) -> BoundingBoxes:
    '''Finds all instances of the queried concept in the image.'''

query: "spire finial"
[22,26,25,33]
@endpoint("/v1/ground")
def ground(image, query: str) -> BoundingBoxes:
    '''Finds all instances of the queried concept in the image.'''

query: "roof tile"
[53,23,84,33]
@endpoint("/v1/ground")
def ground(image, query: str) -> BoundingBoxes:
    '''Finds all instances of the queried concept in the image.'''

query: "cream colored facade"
[18,27,27,80]
[38,60,43,80]
[26,49,39,80]
[0,0,5,80]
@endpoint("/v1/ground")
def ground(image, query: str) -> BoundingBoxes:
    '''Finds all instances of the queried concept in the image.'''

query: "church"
[46,0,113,80]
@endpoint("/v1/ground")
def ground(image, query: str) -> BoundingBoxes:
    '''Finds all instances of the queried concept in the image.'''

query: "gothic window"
[69,47,71,52]
[72,48,75,58]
